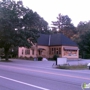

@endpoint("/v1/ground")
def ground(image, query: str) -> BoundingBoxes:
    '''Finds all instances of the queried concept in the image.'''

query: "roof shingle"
[37,33,77,46]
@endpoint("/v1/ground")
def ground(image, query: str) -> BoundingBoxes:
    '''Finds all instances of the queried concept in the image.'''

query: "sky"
[22,0,90,27]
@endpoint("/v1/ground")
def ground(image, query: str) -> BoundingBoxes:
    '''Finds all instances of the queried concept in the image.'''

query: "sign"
[57,58,67,65]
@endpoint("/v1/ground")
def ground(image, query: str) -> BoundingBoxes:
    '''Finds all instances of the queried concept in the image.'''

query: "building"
[18,33,79,59]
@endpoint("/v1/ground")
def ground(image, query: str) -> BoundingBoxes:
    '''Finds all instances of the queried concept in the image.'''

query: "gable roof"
[37,33,77,46]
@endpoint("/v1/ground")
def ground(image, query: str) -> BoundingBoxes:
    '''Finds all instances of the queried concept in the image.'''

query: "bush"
[83,54,90,59]
[19,56,29,60]
[48,58,54,61]
[57,65,70,69]
[29,56,34,60]
[56,64,87,70]
[53,54,59,61]
[38,57,42,61]
[19,56,23,59]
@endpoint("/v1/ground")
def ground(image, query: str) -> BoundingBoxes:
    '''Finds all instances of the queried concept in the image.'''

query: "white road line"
[0,75,50,90]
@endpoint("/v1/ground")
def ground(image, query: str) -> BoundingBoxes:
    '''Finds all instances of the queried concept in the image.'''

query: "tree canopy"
[72,21,90,58]
[0,0,48,60]
[52,14,76,38]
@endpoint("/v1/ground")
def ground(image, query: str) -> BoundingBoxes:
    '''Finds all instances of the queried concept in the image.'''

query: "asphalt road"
[0,59,90,90]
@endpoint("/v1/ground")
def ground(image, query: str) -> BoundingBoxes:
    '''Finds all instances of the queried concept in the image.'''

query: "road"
[0,59,90,90]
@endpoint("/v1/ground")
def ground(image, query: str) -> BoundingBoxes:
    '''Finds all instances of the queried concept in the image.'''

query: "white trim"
[0,75,49,90]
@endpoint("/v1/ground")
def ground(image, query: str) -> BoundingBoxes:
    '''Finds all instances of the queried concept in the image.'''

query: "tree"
[78,31,90,58]
[0,0,47,61]
[73,21,90,43]
[73,21,90,58]
[52,13,76,38]
[22,10,48,32]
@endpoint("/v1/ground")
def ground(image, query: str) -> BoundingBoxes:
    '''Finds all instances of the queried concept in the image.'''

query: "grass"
[56,64,88,70]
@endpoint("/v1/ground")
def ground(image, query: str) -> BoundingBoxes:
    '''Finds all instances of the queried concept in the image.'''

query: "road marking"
[0,75,50,90]
[0,65,90,81]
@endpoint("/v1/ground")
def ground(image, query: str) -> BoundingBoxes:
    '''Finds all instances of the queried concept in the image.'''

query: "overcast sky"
[22,0,90,26]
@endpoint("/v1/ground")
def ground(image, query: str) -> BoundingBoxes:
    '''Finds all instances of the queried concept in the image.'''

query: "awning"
[64,47,79,50]
[38,48,45,51]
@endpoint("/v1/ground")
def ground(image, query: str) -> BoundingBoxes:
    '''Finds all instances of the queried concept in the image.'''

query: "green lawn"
[56,64,88,70]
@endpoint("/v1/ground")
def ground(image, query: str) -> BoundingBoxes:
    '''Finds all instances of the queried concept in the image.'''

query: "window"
[32,49,34,55]
[52,48,54,54]
[52,48,53,51]
[39,50,41,55]
[59,48,61,54]
[50,47,61,54]
[64,50,77,56]
[54,48,56,53]
[25,49,30,55]
[56,48,58,54]
[49,48,51,54]
[22,49,24,55]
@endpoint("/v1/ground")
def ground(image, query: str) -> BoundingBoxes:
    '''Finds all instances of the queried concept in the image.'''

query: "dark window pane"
[49,48,51,54]
[54,48,56,53]
[25,49,30,55]
[59,48,61,54]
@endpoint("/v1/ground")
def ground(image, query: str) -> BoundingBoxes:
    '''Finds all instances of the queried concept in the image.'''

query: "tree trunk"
[4,48,9,61]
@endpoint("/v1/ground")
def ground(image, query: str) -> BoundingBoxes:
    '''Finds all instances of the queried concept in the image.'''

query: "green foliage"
[73,21,90,43]
[53,54,59,61]
[0,0,49,61]
[0,48,4,56]
[48,58,54,61]
[18,56,34,60]
[57,65,70,69]
[29,56,34,60]
[38,57,42,61]
[78,31,90,57]
[83,54,90,59]
[72,21,90,57]
[52,13,76,38]
[57,64,87,70]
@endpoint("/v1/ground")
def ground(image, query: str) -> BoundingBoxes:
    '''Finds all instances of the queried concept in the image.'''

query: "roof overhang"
[38,48,45,51]
[64,47,79,50]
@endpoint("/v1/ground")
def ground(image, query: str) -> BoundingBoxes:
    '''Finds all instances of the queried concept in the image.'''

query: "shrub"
[19,56,29,60]
[53,54,59,61]
[48,58,53,61]
[19,56,23,59]
[57,65,70,69]
[56,64,87,70]
[84,54,90,59]
[29,56,34,60]
[38,57,42,61]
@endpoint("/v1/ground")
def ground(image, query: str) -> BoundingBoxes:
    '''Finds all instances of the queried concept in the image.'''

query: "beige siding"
[18,46,37,58]
[18,47,25,57]
[37,46,49,58]
[18,45,79,59]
